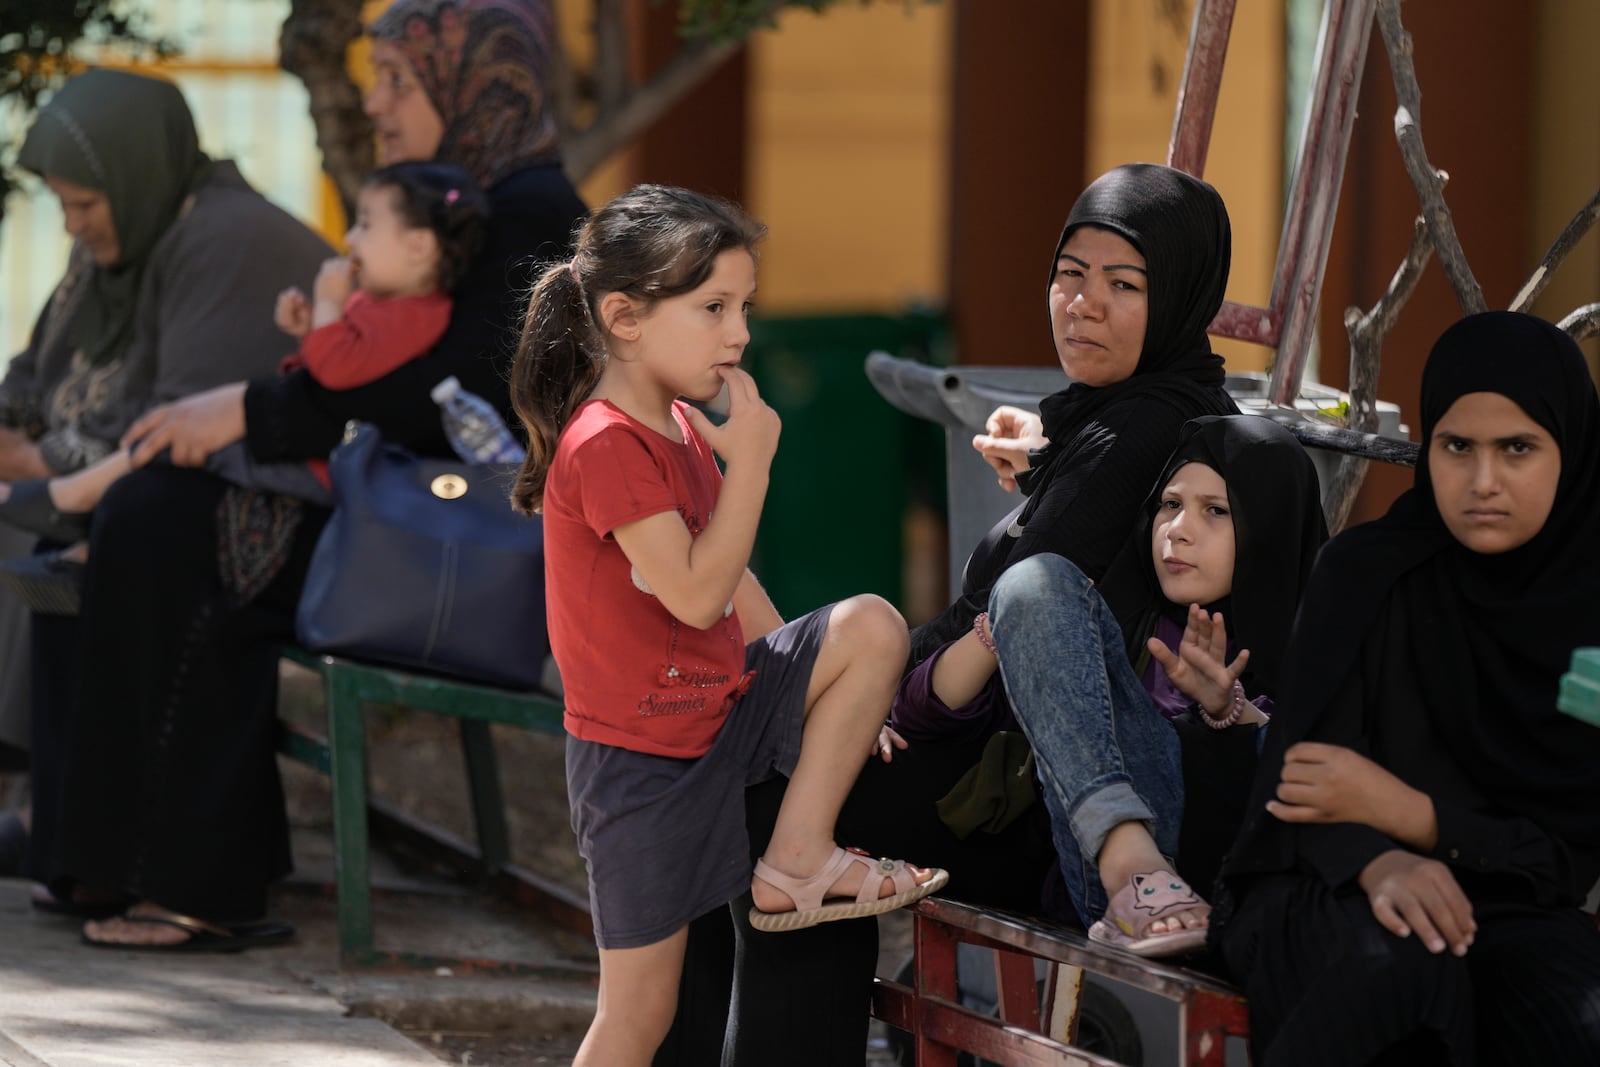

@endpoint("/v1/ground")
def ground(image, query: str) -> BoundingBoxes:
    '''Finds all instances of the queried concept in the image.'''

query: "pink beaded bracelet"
[1201,680,1248,730]
[973,611,997,655]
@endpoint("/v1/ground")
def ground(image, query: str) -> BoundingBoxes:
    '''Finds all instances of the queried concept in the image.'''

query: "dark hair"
[509,184,766,514]
[361,161,490,292]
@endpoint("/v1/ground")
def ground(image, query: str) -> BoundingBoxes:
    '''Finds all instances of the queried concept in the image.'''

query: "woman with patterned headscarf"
[28,0,584,950]
[0,68,329,871]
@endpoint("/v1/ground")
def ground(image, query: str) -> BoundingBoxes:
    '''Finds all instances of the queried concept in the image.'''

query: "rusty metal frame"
[872,898,1250,1067]
[1169,0,1380,407]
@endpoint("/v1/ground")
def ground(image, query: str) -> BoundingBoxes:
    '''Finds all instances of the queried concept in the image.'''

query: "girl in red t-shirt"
[510,184,946,1067]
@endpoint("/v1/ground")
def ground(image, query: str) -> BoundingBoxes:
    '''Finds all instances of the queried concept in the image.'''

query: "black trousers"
[657,734,1056,1067]
[1220,872,1600,1067]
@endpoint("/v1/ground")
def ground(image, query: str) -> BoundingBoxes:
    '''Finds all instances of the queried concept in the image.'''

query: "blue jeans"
[990,553,1182,926]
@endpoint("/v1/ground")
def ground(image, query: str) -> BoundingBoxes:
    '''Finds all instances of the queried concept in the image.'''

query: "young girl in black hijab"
[892,415,1328,956]
[1215,311,1600,1065]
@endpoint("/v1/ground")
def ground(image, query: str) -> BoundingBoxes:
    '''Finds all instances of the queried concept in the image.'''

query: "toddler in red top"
[511,185,947,1067]
[0,161,489,562]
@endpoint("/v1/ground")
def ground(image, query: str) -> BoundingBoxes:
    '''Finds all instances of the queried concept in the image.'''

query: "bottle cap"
[430,376,462,404]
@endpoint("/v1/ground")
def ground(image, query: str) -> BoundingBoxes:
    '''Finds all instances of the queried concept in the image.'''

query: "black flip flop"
[0,551,85,616]
[82,904,295,953]
[0,480,92,544]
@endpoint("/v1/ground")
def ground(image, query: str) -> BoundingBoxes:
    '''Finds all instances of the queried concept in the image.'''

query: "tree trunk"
[279,0,372,223]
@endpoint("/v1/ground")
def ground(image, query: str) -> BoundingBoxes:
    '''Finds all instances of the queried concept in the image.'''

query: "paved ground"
[0,666,911,1067]
[0,865,601,1067]
[0,828,908,1067]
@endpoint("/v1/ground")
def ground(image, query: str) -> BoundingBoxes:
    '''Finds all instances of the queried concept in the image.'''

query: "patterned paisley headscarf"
[368,0,561,188]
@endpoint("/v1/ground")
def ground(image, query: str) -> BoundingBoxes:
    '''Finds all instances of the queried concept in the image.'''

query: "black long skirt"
[34,465,327,922]
[1219,871,1600,1066]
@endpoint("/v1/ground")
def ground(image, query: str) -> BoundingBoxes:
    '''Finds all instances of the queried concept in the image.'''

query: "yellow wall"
[744,3,951,314]
[556,1,952,311]
[558,1,1292,343]
[1088,0,1285,372]
[1530,0,1600,368]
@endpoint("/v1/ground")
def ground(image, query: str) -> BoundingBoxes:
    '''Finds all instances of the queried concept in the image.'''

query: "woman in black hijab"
[656,164,1243,1065]
[1214,311,1600,1066]
[886,414,1327,957]
[911,162,1239,665]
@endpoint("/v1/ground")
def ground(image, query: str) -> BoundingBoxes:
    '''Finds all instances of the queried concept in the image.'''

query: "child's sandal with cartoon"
[1087,869,1210,958]
[749,846,949,932]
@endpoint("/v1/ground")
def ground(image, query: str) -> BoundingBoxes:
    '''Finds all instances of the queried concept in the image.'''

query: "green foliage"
[0,0,174,109]
[670,0,931,43]
[0,0,175,215]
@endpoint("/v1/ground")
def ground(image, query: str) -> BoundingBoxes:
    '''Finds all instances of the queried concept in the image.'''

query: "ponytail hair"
[510,261,599,513]
[510,184,766,514]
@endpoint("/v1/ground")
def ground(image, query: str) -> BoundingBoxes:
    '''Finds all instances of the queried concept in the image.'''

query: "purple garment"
[1143,614,1273,721]
[890,645,1017,743]
[892,616,1270,742]
[1143,615,1194,720]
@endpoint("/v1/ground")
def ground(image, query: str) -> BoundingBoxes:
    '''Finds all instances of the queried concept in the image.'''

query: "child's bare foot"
[0,477,93,513]
[0,479,93,544]
[48,475,100,513]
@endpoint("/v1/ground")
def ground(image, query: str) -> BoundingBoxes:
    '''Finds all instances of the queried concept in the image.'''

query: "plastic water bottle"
[430,376,527,464]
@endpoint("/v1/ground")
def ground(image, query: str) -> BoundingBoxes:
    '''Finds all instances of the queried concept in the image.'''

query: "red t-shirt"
[543,399,751,758]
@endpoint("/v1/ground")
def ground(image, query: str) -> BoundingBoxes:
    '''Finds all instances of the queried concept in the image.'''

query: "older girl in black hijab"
[1215,311,1600,1066]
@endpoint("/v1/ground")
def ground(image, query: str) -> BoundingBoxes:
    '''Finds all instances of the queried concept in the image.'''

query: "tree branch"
[593,0,629,118]
[1321,216,1433,531]
[563,34,742,181]
[1560,302,1600,343]
[1375,0,1485,315]
[1511,185,1600,313]
[548,3,582,148]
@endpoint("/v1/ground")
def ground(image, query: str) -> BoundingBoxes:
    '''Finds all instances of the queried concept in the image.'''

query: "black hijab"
[1236,311,1600,876]
[1018,163,1233,510]
[1096,415,1329,699]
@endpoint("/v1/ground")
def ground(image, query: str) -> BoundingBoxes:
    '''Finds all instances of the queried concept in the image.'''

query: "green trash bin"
[742,311,948,622]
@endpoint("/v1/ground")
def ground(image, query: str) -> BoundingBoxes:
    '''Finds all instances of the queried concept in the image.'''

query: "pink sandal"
[749,846,949,932]
[1087,869,1209,958]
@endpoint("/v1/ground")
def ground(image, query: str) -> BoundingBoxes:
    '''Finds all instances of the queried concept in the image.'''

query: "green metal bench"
[277,645,577,969]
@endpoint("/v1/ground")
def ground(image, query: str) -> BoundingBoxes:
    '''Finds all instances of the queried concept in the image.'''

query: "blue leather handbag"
[295,423,548,690]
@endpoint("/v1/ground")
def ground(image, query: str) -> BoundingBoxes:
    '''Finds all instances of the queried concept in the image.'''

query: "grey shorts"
[566,604,834,949]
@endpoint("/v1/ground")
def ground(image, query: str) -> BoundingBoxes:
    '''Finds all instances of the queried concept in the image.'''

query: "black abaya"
[41,467,326,920]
